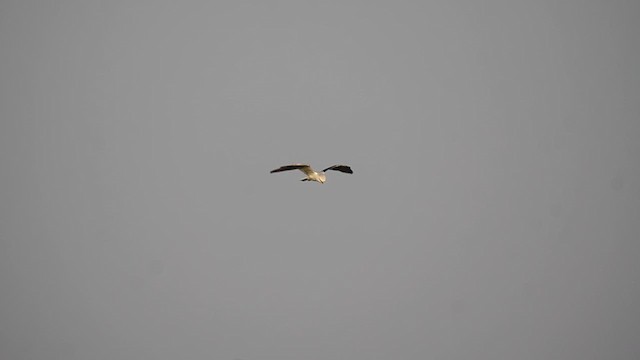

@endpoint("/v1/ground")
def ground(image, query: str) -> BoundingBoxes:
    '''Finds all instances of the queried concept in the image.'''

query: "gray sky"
[1,1,639,359]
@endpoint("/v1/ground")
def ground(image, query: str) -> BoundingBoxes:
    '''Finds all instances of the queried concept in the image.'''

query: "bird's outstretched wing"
[322,165,353,174]
[270,164,315,176]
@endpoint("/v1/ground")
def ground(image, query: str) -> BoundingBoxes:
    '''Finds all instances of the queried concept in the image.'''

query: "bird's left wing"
[270,164,314,175]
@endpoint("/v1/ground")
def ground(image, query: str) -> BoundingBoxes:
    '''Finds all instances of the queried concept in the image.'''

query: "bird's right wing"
[322,165,353,174]
[270,164,314,176]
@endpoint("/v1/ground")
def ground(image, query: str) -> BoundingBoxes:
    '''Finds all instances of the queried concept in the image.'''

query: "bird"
[270,164,353,184]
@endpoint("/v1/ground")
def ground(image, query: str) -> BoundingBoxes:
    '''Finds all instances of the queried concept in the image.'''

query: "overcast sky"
[1,1,639,359]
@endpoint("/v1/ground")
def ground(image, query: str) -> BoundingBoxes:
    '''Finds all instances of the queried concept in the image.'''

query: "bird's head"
[318,173,326,183]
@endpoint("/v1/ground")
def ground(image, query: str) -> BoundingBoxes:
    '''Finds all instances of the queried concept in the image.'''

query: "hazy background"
[1,1,639,359]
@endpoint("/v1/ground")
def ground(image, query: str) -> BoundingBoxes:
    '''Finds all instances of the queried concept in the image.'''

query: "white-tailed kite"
[270,164,353,184]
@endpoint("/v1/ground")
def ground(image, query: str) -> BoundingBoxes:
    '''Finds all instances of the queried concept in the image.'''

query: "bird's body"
[270,164,353,183]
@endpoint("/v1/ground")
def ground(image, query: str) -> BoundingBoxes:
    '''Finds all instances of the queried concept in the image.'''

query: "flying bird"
[270,164,353,184]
